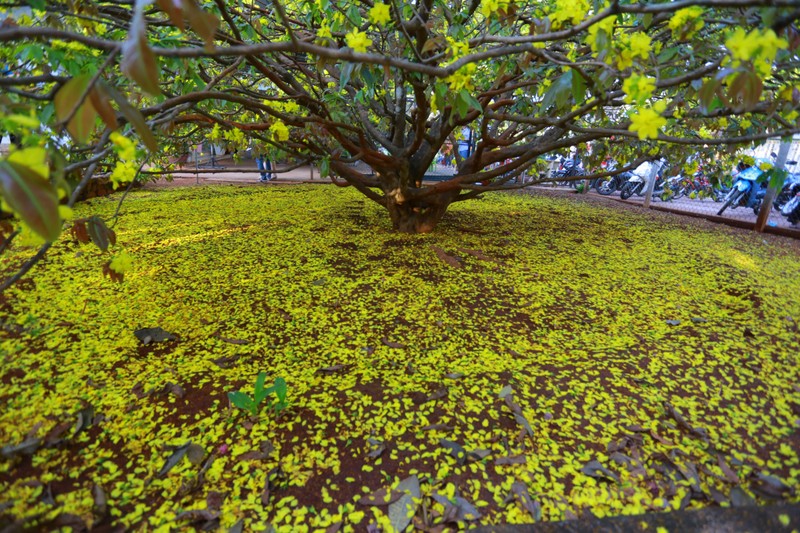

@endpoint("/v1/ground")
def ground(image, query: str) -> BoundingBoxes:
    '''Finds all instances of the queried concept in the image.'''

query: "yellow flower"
[445,63,477,91]
[110,160,138,189]
[209,123,222,141]
[480,0,510,18]
[616,48,634,70]
[109,250,134,274]
[110,132,137,162]
[345,29,372,53]
[368,3,391,26]
[629,107,666,140]
[270,121,290,142]
[447,37,469,61]
[668,7,704,39]
[623,74,656,105]
[629,33,651,60]
[317,25,332,39]
[550,0,589,28]
[726,28,788,77]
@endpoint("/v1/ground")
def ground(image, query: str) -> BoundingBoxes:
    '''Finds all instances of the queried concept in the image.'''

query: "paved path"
[149,161,800,235]
[159,157,329,185]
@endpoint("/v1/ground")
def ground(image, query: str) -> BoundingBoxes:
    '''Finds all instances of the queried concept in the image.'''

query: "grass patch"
[1,185,799,530]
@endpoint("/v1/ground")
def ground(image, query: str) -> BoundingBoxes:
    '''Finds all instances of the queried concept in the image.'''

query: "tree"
[0,0,798,285]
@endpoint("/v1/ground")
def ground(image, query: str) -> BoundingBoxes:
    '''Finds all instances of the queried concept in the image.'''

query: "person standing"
[256,154,274,181]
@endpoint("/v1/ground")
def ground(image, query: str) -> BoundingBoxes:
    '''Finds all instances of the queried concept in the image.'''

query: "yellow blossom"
[368,3,391,26]
[616,48,634,70]
[550,0,589,28]
[110,132,137,162]
[726,27,788,77]
[629,106,667,140]
[447,37,469,61]
[480,0,510,19]
[345,29,372,53]
[623,74,656,105]
[110,160,138,189]
[270,121,290,142]
[628,33,651,60]
[668,7,704,39]
[109,250,134,274]
[317,25,332,39]
[445,63,477,91]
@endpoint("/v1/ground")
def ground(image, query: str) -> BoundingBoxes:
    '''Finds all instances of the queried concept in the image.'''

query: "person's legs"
[256,157,268,180]
[266,159,274,180]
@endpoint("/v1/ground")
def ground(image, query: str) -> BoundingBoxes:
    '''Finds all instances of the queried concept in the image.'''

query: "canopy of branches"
[0,0,799,243]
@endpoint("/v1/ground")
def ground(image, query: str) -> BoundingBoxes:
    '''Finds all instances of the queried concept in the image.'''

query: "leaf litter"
[1,186,799,530]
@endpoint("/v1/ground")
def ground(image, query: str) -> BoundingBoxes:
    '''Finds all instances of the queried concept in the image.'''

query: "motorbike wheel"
[753,199,761,216]
[717,189,742,216]
[788,200,800,225]
[781,196,800,217]
[595,178,616,195]
[620,183,635,200]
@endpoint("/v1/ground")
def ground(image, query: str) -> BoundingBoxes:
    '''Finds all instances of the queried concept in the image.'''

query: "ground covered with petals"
[1,185,799,532]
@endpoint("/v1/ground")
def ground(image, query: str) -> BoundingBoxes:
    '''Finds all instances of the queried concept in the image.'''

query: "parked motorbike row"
[550,152,800,225]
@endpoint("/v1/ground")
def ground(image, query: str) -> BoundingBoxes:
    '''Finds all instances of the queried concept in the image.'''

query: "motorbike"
[619,160,669,200]
[717,154,798,216]
[773,173,800,212]
[594,159,633,196]
[553,155,585,186]
[787,192,800,224]
[782,192,800,218]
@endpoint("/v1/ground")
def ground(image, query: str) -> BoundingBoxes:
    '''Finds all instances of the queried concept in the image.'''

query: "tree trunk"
[384,188,459,233]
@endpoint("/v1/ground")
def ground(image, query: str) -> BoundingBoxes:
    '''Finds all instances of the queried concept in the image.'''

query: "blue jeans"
[256,157,272,180]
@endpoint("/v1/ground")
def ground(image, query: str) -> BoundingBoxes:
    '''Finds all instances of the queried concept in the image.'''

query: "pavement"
[149,158,800,237]
[156,156,330,185]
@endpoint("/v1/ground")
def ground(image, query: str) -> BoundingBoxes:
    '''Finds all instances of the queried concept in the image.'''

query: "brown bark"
[384,187,459,233]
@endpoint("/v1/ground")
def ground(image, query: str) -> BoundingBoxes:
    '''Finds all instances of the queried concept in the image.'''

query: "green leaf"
[104,84,158,153]
[459,89,483,113]
[54,75,98,144]
[768,168,788,190]
[228,391,255,414]
[0,160,61,242]
[433,82,448,110]
[273,377,287,404]
[253,371,269,405]
[319,157,330,178]
[339,62,356,90]
[571,71,586,105]
[361,67,376,94]
[346,4,362,25]
[454,95,468,118]
[540,71,572,112]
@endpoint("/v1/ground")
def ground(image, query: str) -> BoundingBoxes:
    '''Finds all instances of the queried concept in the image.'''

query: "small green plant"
[228,373,288,417]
